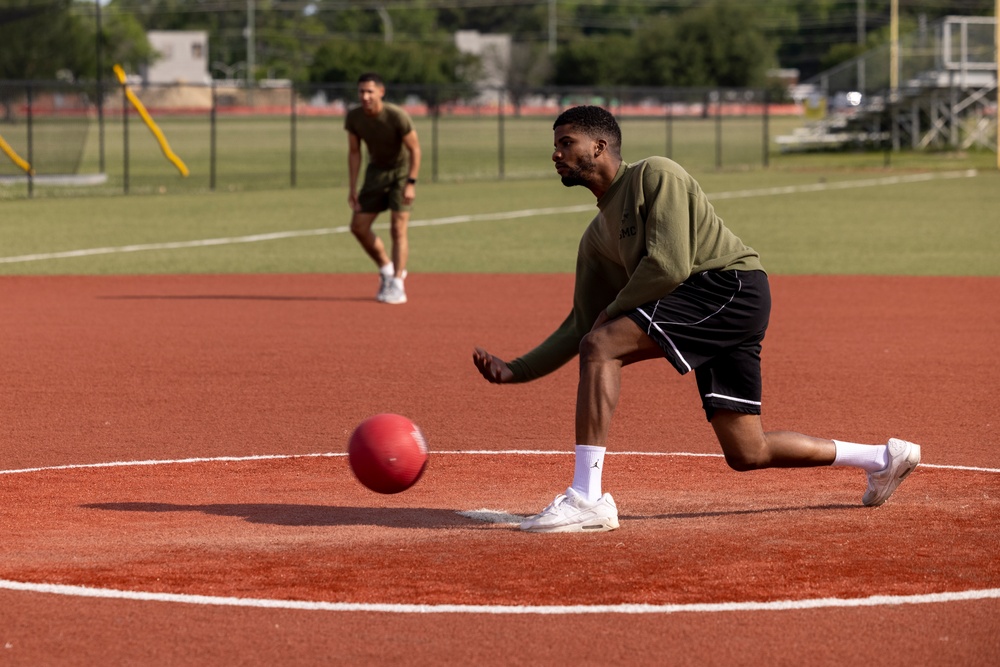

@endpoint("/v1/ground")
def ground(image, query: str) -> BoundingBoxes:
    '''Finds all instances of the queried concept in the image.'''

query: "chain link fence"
[0,80,797,199]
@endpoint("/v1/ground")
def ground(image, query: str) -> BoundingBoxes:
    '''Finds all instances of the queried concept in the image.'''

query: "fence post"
[26,83,33,199]
[762,88,770,168]
[431,95,439,184]
[497,87,505,180]
[665,88,673,159]
[210,81,217,191]
[95,0,105,172]
[122,79,129,195]
[714,90,723,169]
[290,83,297,188]
[96,80,105,175]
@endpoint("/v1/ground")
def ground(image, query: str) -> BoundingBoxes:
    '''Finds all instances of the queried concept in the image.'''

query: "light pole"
[376,5,393,43]
[548,0,556,55]
[247,0,257,90]
[890,0,898,95]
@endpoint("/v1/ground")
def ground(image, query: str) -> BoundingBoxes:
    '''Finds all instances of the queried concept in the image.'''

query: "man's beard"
[559,156,596,188]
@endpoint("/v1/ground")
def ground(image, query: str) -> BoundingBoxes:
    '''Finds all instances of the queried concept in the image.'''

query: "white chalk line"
[0,170,977,265]
[0,578,997,615]
[1,449,996,615]
[0,205,592,265]
[2,450,996,476]
[706,168,979,200]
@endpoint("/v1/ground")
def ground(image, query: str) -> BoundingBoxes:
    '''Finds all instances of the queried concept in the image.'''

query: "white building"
[455,30,511,103]
[145,31,210,85]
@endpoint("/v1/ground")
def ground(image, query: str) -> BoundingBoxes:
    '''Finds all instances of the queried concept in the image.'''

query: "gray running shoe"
[863,438,921,507]
[381,277,407,305]
[376,273,393,302]
[520,487,619,533]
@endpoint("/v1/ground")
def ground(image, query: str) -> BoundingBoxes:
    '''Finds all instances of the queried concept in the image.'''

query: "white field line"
[2,450,996,476]
[706,168,978,200]
[0,204,591,265]
[0,578,998,615]
[0,169,977,265]
[1,450,996,615]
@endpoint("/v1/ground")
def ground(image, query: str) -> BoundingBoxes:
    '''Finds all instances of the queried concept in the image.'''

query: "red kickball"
[348,413,429,494]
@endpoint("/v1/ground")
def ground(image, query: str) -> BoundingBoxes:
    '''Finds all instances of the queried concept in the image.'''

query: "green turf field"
[2,158,997,278]
[0,115,801,196]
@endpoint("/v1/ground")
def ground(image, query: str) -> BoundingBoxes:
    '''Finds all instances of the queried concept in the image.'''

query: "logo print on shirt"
[619,210,636,239]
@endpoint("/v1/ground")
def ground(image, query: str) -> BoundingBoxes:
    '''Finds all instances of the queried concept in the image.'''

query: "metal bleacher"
[777,15,998,153]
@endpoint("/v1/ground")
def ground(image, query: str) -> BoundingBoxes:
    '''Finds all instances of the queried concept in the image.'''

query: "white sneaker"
[863,438,921,507]
[381,277,407,305]
[375,272,393,302]
[520,487,619,533]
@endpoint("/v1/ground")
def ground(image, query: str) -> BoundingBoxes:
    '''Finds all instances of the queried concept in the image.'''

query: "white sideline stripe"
[0,170,977,265]
[2,451,997,476]
[1,451,996,615]
[707,168,978,200]
[0,579,997,615]
[0,205,592,265]
[0,452,343,475]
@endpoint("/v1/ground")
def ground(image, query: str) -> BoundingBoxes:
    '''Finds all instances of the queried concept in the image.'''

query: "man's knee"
[350,215,376,238]
[578,329,612,363]
[712,411,769,471]
[722,447,769,472]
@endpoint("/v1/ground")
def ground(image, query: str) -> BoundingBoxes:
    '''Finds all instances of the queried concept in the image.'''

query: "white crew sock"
[379,263,395,278]
[832,440,888,472]
[571,445,606,502]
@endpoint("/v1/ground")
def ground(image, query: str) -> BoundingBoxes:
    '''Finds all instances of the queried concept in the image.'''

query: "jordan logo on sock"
[591,460,601,470]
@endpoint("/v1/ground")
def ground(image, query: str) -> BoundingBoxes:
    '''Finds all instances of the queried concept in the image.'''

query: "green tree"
[0,0,91,80]
[553,33,634,87]
[92,6,154,76]
[554,0,775,88]
[661,0,775,87]
[308,38,475,89]
[113,0,250,76]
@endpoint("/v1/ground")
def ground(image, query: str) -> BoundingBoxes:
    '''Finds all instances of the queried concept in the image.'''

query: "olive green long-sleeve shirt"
[507,157,764,382]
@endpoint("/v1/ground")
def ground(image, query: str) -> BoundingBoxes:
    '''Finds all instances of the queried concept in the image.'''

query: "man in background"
[345,72,421,304]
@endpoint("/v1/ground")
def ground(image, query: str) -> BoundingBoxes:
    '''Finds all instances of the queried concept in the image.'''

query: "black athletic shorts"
[626,269,771,421]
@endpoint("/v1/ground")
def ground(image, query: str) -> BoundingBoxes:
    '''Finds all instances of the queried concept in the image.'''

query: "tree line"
[0,0,994,89]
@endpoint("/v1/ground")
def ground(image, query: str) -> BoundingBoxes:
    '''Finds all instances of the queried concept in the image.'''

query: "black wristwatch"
[406,177,417,185]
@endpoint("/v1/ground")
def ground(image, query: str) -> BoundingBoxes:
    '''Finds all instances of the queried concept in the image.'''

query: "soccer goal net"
[0,81,96,182]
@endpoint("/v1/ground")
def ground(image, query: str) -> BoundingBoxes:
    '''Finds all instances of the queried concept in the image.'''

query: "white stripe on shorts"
[652,271,743,327]
[703,392,762,407]
[636,306,692,373]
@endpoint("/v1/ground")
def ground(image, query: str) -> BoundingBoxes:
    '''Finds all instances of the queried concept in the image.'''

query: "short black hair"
[357,72,384,86]
[553,105,622,156]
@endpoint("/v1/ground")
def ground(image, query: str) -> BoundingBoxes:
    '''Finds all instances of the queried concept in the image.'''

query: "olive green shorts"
[358,164,411,213]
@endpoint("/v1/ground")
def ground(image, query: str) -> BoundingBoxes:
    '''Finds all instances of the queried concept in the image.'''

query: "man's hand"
[348,192,360,212]
[473,347,514,384]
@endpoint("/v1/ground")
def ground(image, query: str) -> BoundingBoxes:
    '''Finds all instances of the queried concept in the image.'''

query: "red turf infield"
[1,273,999,665]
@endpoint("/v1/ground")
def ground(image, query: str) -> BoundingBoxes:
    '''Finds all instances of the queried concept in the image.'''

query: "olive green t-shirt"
[344,103,414,170]
[507,157,764,382]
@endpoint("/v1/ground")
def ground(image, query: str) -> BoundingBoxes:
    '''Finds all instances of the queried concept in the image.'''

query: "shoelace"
[538,493,568,515]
